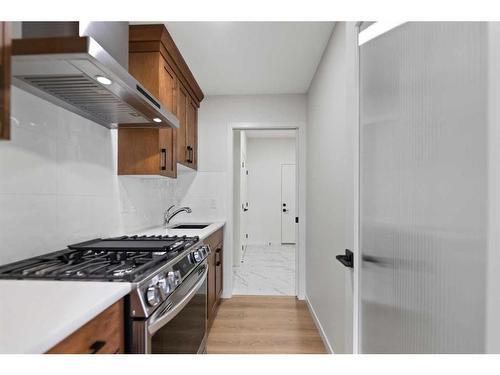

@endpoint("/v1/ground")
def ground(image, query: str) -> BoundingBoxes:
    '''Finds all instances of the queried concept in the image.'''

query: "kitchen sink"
[170,224,210,229]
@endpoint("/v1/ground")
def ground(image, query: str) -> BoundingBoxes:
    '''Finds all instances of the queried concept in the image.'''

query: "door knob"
[336,249,354,268]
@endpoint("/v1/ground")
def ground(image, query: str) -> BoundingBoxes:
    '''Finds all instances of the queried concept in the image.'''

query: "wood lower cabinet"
[47,300,124,354]
[205,228,224,329]
[0,22,11,141]
[215,245,223,299]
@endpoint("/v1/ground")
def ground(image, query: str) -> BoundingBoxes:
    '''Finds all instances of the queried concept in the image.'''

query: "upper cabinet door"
[186,98,198,170]
[0,22,11,140]
[177,83,189,166]
[159,127,176,178]
[159,58,178,114]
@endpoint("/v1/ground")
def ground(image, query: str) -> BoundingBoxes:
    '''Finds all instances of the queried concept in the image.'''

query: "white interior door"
[281,164,296,244]
[359,22,488,353]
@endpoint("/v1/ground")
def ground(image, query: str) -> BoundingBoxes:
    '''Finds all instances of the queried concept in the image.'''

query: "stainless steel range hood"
[11,22,179,129]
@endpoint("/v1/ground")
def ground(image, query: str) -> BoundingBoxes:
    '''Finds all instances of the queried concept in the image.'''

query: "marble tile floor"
[232,244,295,296]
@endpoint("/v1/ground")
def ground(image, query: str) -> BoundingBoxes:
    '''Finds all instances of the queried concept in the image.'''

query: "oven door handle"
[147,267,208,335]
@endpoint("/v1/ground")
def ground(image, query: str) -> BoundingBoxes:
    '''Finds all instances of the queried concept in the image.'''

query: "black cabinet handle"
[215,248,222,253]
[160,148,167,170]
[186,146,193,163]
[216,261,221,266]
[336,249,354,268]
[89,340,106,354]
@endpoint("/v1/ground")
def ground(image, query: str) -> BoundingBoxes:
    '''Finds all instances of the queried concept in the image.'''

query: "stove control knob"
[146,285,160,307]
[167,271,182,286]
[202,245,210,256]
[193,250,203,263]
[158,276,172,298]
[187,252,196,264]
[173,270,182,285]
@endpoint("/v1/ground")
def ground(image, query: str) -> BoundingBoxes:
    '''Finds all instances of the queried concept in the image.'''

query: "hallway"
[206,296,326,354]
[232,245,295,295]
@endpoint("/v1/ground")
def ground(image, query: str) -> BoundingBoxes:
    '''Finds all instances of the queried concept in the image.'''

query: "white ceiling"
[245,130,296,139]
[161,22,335,96]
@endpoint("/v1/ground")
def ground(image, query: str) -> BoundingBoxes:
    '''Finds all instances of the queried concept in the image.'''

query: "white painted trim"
[305,296,334,354]
[352,22,361,355]
[224,122,306,300]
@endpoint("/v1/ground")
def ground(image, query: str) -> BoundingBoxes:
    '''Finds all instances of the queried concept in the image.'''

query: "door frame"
[280,163,297,245]
[225,122,306,300]
[352,21,362,354]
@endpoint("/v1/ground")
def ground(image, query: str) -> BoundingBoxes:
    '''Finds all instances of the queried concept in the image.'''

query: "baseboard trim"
[305,296,334,354]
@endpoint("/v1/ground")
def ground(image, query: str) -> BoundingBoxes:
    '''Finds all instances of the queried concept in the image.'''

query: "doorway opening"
[232,129,297,296]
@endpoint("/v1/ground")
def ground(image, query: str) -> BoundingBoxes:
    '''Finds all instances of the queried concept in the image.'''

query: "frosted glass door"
[359,22,488,353]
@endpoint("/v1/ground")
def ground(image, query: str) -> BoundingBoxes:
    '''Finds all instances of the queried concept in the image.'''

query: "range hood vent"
[11,23,178,129]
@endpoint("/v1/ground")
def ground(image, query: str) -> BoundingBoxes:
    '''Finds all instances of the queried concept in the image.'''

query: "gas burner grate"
[0,234,200,282]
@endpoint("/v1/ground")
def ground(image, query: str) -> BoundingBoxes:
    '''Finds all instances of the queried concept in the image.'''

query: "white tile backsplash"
[0,88,178,265]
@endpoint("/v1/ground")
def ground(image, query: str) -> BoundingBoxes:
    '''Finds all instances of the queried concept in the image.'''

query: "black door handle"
[160,148,167,170]
[336,249,354,268]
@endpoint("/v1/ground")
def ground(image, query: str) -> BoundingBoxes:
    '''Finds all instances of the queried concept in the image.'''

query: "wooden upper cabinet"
[177,83,188,165]
[121,51,178,177]
[0,22,11,141]
[118,127,176,178]
[186,97,198,169]
[129,24,204,172]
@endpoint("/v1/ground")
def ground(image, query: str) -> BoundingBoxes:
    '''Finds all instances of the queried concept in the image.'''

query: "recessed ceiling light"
[153,118,162,123]
[95,76,112,85]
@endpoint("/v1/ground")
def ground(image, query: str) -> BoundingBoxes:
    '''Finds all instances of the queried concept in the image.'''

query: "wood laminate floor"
[206,295,327,354]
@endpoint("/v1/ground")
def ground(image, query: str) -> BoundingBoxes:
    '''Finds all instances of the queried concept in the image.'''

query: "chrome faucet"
[164,205,192,226]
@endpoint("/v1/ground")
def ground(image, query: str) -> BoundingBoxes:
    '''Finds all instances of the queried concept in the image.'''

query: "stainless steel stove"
[0,234,211,354]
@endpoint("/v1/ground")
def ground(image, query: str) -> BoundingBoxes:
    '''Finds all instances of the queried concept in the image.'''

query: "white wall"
[173,95,306,224]
[0,87,180,265]
[245,137,295,245]
[306,22,357,353]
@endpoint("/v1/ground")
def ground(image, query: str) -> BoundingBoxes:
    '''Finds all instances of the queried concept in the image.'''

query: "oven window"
[151,278,207,354]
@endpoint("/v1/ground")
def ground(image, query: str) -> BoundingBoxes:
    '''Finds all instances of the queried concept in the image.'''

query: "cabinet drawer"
[47,300,124,354]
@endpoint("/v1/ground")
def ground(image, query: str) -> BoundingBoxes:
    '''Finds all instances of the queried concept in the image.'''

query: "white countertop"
[0,221,224,354]
[0,280,130,353]
[135,221,225,240]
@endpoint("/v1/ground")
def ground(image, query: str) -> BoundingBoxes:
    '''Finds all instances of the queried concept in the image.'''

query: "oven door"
[132,261,208,354]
